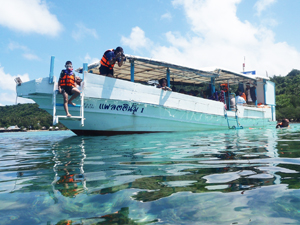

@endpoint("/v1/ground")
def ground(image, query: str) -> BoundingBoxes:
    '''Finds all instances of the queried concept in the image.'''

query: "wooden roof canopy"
[77,55,260,85]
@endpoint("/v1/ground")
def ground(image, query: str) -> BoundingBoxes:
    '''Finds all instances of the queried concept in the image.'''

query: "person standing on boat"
[99,47,125,77]
[246,83,257,105]
[58,61,80,117]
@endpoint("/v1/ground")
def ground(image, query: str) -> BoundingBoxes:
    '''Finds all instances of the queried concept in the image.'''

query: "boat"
[16,55,276,135]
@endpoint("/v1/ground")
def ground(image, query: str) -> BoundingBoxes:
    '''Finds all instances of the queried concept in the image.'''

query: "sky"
[1,0,300,106]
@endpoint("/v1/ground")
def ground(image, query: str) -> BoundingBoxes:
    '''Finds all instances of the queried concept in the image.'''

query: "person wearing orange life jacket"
[58,61,80,117]
[99,47,125,77]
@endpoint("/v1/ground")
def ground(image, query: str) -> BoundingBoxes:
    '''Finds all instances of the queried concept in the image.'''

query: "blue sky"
[1,0,300,106]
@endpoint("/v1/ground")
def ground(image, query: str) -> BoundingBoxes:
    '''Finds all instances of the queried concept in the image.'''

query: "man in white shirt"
[230,94,236,109]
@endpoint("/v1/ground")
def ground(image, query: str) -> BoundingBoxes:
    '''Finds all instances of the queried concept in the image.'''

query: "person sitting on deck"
[75,76,84,91]
[219,90,225,104]
[99,47,126,77]
[58,61,80,117]
[238,89,247,102]
[179,89,186,94]
[218,91,227,109]
[276,119,290,128]
[209,91,218,101]
[236,91,246,105]
[194,90,199,97]
[157,78,172,91]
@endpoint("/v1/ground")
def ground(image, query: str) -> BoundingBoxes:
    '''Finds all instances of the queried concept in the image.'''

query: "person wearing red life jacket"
[99,47,125,77]
[58,61,80,117]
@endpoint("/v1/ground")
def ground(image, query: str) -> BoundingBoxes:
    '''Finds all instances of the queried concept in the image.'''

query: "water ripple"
[1,126,300,224]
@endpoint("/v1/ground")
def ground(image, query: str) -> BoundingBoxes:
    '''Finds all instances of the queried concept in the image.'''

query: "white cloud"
[0,66,33,105]
[8,41,40,61]
[23,53,40,61]
[0,67,30,91]
[84,54,91,62]
[0,93,34,105]
[254,0,276,16]
[0,92,16,105]
[121,26,153,52]
[72,23,98,41]
[16,97,35,104]
[161,12,172,21]
[84,53,99,65]
[8,42,29,51]
[133,0,300,77]
[0,0,62,36]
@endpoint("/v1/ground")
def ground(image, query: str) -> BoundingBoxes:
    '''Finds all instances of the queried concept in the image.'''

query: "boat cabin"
[76,55,275,115]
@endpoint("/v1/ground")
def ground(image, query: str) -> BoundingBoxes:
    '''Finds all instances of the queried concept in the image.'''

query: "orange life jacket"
[57,174,75,183]
[241,93,246,101]
[220,83,228,92]
[100,49,115,69]
[59,71,75,87]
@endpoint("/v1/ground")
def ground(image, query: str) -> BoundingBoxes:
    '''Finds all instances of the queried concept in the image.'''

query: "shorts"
[99,65,114,76]
[61,86,73,95]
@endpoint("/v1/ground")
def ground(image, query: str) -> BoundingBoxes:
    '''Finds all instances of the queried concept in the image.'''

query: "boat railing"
[52,88,85,127]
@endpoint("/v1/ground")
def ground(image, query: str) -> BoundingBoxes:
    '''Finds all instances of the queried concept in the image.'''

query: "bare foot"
[68,101,76,106]
[67,113,72,117]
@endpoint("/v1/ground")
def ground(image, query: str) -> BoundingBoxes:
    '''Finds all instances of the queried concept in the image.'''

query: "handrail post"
[130,60,134,82]
[82,63,88,81]
[211,78,215,96]
[167,68,170,87]
[49,56,55,83]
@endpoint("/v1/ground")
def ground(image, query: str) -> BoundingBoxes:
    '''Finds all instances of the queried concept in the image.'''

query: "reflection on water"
[1,126,300,224]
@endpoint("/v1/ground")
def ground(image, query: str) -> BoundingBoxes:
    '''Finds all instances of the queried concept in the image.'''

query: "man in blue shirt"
[99,47,125,77]
[236,92,246,105]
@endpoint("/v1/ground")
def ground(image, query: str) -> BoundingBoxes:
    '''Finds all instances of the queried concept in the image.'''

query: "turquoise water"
[1,126,300,224]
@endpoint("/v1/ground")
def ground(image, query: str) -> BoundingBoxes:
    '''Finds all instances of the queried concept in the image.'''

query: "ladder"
[52,86,85,126]
[224,107,243,130]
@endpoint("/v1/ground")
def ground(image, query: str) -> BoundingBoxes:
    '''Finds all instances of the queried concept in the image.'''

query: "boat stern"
[16,77,55,99]
[16,77,56,110]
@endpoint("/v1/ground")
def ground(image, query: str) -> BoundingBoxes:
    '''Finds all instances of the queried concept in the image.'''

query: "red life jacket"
[100,49,115,69]
[59,71,75,87]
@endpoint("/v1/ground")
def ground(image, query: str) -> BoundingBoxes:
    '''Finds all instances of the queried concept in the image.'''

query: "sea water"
[1,126,300,224]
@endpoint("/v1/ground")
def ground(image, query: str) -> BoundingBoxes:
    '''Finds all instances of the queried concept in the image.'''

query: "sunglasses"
[66,65,73,68]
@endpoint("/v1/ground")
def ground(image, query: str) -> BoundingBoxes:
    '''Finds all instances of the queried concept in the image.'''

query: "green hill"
[271,69,300,121]
[0,103,65,129]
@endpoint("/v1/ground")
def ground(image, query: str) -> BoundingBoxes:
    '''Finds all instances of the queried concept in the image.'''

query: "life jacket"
[57,174,75,184]
[100,49,115,69]
[220,83,228,92]
[241,92,246,101]
[59,70,75,87]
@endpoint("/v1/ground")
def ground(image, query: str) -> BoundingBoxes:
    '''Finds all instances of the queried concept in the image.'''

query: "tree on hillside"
[271,69,300,121]
[0,103,66,129]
